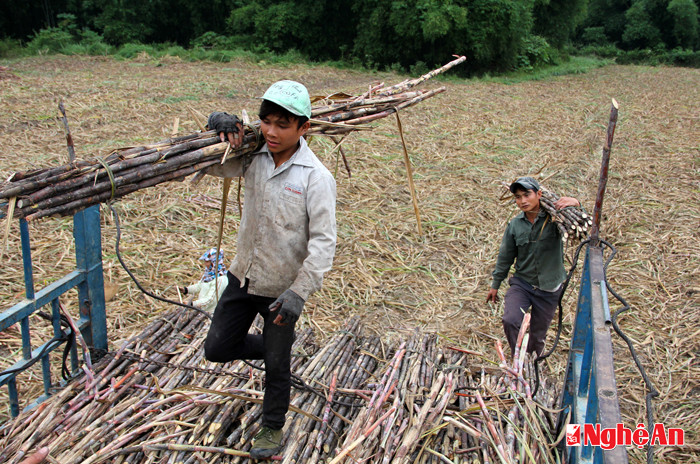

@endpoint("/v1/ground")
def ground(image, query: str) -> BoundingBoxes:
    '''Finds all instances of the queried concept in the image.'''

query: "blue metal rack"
[559,243,628,463]
[0,205,107,417]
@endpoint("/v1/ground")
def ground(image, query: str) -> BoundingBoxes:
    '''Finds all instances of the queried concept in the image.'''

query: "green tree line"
[1,0,698,73]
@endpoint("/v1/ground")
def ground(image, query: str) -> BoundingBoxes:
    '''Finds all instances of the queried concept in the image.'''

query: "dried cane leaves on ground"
[0,56,698,463]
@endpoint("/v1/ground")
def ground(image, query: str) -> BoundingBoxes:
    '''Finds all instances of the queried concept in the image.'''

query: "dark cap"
[509,176,540,193]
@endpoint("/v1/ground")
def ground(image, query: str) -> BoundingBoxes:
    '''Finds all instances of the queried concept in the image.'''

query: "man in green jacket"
[486,176,579,357]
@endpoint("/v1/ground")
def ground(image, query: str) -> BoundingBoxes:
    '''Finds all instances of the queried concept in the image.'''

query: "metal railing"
[0,205,107,417]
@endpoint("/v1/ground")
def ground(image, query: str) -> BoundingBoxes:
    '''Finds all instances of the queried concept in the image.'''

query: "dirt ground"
[0,55,698,462]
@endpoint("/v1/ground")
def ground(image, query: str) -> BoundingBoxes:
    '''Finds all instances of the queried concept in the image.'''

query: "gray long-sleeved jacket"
[208,137,336,300]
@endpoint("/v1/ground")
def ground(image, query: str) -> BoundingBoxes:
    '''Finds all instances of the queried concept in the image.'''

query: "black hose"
[108,203,213,321]
[600,239,659,464]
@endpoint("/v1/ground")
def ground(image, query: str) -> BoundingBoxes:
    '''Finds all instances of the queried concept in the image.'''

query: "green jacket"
[491,210,566,292]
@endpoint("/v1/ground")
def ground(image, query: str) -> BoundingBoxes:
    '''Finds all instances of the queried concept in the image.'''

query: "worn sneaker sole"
[250,446,281,459]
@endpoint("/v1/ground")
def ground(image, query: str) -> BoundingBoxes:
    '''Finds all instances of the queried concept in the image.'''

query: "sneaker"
[250,426,283,459]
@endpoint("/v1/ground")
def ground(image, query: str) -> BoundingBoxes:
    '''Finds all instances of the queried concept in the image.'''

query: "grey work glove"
[207,111,241,136]
[269,289,305,326]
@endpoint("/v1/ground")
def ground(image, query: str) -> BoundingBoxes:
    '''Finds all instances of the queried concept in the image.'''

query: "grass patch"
[478,56,612,84]
[159,95,200,104]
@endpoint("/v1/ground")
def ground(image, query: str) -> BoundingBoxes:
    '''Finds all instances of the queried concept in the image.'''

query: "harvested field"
[0,55,698,463]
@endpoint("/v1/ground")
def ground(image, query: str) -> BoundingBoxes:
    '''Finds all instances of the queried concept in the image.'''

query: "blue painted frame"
[559,244,628,463]
[0,205,107,417]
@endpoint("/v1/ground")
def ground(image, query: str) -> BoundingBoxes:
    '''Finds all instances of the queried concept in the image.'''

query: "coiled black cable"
[108,203,213,321]
[600,239,659,464]
[0,311,74,381]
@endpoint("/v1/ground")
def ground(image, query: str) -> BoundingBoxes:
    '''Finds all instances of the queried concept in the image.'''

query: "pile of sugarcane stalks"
[0,56,465,222]
[501,181,592,243]
[0,307,562,464]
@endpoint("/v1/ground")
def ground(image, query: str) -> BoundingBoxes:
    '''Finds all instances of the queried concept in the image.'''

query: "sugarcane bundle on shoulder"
[539,185,591,242]
[0,56,465,221]
[501,178,590,243]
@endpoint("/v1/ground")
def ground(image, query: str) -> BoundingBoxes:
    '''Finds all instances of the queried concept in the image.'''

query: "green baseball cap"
[262,80,312,119]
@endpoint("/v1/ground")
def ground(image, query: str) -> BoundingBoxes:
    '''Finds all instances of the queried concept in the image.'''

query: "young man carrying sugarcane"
[203,80,337,459]
[486,176,579,358]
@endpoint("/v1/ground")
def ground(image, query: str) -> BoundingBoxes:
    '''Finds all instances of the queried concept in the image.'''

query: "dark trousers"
[204,273,295,430]
[502,276,562,357]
